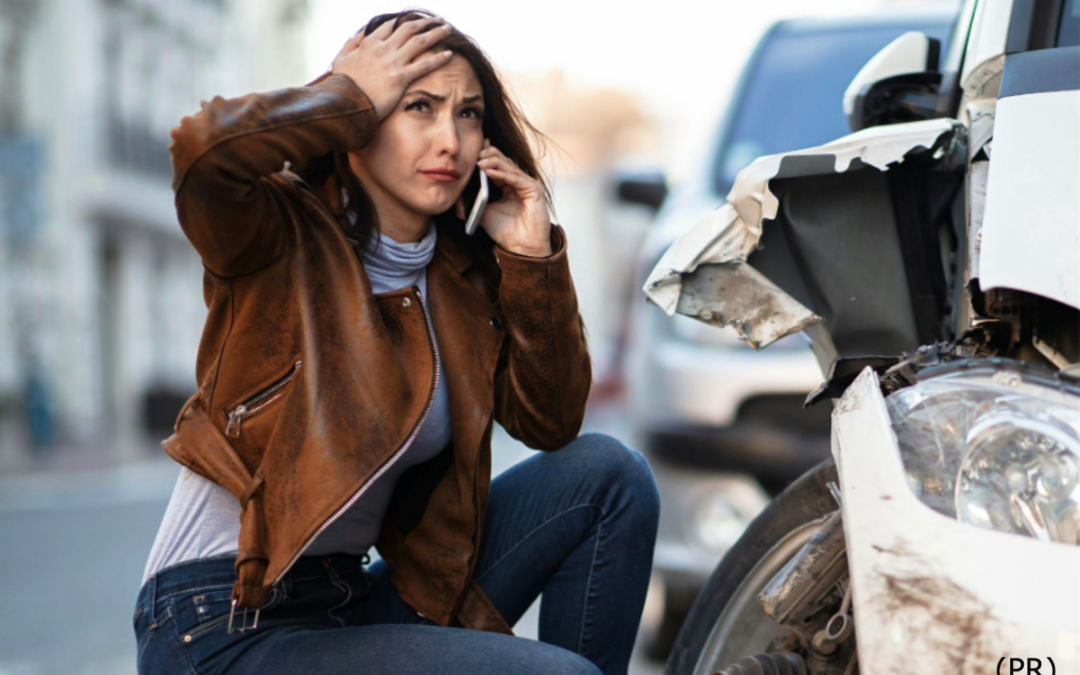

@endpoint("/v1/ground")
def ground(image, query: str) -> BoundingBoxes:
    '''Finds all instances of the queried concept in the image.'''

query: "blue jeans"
[132,432,661,675]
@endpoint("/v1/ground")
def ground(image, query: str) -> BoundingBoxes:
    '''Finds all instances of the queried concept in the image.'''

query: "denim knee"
[558,653,605,675]
[567,432,661,519]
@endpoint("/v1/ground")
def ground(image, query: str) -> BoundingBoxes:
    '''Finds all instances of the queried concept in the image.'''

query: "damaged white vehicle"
[644,1,1080,673]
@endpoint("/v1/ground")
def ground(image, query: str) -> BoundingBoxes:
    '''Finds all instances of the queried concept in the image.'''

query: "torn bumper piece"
[642,118,963,353]
[673,261,820,351]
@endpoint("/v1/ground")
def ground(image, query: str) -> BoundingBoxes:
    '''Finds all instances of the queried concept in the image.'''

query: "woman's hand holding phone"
[476,139,553,257]
[330,17,454,122]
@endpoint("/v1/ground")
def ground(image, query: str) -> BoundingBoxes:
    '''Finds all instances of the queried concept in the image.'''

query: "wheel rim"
[692,516,830,675]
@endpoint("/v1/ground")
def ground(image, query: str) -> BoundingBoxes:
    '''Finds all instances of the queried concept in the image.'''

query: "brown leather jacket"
[160,71,591,635]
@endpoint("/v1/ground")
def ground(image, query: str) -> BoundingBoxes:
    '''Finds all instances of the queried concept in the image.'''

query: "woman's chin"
[409,198,458,218]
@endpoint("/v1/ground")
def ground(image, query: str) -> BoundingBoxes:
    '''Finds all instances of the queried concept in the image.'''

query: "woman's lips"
[420,171,459,183]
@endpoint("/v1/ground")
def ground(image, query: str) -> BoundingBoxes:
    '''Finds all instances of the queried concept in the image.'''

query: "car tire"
[666,459,840,675]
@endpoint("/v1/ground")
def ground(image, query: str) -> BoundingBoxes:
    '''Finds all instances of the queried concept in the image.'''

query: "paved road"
[0,410,664,675]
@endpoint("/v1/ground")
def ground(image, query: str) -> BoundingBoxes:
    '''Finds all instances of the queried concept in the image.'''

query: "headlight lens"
[887,367,1080,546]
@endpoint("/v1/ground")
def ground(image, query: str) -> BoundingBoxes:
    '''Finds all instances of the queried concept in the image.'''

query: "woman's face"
[349,53,485,219]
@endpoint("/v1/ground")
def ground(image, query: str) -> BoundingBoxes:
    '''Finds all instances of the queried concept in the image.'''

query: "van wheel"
[666,459,840,675]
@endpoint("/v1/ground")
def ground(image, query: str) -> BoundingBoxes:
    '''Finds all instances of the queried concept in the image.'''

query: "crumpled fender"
[643,118,962,355]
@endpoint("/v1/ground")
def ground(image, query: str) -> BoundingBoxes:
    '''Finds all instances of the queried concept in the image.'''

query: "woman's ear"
[454,196,465,220]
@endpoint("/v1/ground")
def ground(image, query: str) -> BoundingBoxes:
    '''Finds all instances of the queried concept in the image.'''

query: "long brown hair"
[301,9,555,254]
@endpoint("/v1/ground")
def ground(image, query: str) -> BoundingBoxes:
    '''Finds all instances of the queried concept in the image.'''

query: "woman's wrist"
[499,241,553,258]
[494,224,555,258]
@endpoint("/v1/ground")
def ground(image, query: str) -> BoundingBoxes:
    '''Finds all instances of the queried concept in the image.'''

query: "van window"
[715,23,951,193]
[1059,0,1079,46]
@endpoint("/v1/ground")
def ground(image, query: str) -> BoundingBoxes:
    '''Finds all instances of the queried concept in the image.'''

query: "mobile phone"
[464,167,488,236]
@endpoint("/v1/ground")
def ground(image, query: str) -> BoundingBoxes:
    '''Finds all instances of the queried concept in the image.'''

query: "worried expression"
[348,54,485,218]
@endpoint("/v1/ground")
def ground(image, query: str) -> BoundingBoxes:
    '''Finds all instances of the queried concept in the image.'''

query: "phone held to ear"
[464,167,488,236]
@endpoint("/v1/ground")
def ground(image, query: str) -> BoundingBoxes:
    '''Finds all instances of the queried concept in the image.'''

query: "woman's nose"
[434,115,460,156]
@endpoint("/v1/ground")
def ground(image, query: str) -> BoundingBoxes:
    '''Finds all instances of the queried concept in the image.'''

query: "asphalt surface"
[0,408,664,675]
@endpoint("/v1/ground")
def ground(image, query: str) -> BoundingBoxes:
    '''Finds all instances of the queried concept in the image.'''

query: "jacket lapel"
[427,226,504,495]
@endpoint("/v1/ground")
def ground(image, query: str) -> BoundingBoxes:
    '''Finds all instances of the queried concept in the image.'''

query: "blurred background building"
[0,0,309,473]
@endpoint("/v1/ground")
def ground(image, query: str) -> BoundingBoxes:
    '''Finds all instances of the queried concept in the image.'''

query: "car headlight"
[886,364,1080,546]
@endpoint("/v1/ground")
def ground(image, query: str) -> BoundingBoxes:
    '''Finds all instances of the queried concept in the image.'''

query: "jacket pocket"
[222,357,303,440]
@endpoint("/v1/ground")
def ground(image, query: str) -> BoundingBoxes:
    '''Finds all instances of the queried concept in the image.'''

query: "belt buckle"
[227,598,260,634]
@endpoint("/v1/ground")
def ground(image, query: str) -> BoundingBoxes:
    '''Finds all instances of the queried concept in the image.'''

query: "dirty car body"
[646,0,1080,672]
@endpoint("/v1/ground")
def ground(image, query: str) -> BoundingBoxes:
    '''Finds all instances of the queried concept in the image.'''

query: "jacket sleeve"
[168,72,379,278]
[492,224,592,451]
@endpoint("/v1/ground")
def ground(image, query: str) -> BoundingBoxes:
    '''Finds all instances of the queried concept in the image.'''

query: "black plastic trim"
[926,36,942,71]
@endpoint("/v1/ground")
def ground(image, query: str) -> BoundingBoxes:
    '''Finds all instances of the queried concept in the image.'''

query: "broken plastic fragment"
[642,118,962,350]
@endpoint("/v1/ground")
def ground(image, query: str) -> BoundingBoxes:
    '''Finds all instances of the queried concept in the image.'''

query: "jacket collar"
[433,217,476,275]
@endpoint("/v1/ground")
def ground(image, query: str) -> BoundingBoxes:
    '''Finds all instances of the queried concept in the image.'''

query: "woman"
[133,10,660,675]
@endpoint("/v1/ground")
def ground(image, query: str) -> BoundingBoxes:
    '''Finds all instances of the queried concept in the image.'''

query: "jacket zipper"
[270,286,440,586]
[226,360,303,438]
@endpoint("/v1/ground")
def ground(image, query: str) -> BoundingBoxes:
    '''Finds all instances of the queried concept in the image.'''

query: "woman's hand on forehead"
[331,16,455,122]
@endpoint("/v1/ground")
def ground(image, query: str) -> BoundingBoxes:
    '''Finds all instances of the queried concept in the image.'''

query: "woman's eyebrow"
[406,89,483,104]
